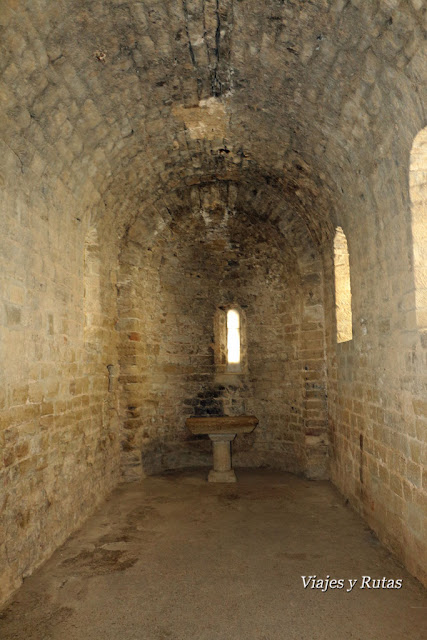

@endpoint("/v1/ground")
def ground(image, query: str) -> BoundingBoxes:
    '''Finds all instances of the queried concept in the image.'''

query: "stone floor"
[0,469,426,640]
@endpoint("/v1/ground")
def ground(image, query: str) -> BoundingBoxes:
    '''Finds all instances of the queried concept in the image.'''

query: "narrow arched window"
[334,226,353,343]
[213,305,247,375]
[410,127,427,333]
[227,309,241,369]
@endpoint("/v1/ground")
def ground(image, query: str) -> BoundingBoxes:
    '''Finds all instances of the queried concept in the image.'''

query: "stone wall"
[0,147,120,604]
[324,121,427,587]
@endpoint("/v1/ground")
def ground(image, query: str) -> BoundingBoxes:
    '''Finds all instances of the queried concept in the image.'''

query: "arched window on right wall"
[334,226,353,343]
[410,127,427,334]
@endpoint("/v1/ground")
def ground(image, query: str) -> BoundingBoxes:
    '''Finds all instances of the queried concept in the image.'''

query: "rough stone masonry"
[0,0,426,607]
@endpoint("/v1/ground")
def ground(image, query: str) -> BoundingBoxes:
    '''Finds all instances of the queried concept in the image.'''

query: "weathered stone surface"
[0,0,426,608]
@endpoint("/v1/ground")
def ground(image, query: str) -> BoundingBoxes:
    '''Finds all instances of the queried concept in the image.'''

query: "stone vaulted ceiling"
[0,0,425,245]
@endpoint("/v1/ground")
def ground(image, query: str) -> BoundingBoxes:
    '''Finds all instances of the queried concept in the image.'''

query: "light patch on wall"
[410,126,427,333]
[172,97,228,140]
[334,226,353,343]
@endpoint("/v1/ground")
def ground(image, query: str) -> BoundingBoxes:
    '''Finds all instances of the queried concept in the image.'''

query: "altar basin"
[186,415,259,483]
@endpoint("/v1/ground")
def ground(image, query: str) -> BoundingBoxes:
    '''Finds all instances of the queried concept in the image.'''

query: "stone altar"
[186,415,259,483]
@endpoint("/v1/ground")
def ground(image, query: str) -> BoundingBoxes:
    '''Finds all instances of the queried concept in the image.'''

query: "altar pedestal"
[186,415,259,483]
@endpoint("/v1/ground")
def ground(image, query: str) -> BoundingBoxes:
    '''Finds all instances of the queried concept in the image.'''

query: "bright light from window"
[227,309,240,364]
[334,226,352,343]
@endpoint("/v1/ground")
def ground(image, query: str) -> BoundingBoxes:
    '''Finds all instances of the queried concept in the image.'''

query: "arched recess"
[116,180,329,481]
[409,127,427,334]
[333,227,353,343]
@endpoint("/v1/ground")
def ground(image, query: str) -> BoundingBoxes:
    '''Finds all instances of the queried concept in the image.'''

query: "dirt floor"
[0,469,426,640]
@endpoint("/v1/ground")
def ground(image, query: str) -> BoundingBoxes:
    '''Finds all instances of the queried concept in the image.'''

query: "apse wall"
[117,184,328,481]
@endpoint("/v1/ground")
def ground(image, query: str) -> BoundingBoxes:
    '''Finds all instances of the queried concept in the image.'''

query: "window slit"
[227,309,241,367]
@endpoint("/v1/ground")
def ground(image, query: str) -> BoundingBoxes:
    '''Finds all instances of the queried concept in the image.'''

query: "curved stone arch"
[116,172,332,264]
[409,126,427,334]
[91,156,337,260]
